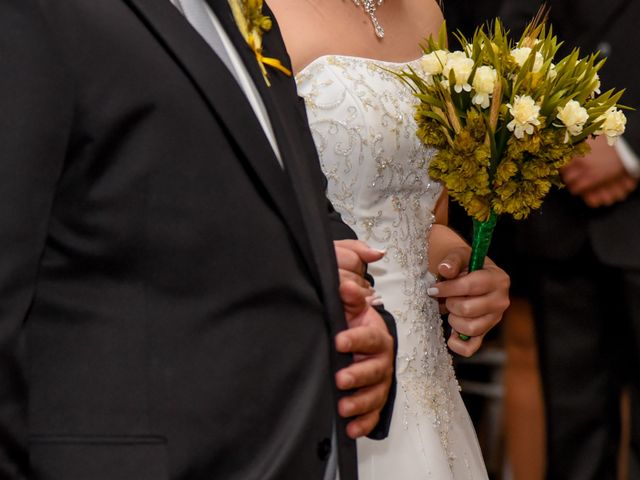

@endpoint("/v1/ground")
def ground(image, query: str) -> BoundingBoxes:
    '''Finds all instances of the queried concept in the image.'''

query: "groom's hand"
[334,280,394,439]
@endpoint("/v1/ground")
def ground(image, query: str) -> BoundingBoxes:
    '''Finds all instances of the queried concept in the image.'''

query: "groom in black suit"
[0,1,396,479]
[501,1,640,479]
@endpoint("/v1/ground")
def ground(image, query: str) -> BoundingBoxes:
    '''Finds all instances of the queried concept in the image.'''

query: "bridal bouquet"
[399,13,627,273]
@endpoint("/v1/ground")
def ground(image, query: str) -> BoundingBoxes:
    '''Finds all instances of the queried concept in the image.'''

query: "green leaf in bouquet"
[417,107,448,125]
[438,21,449,50]
[392,65,427,93]
[415,92,445,109]
[571,122,603,143]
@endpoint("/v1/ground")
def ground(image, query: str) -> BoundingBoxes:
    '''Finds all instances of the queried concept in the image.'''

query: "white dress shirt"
[616,137,640,178]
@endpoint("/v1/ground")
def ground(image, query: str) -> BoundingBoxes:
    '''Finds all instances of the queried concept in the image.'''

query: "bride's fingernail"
[427,287,439,297]
[373,248,387,255]
[366,293,383,305]
[439,261,452,271]
[371,297,384,306]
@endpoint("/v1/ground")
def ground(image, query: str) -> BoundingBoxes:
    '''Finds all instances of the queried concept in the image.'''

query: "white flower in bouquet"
[443,51,474,93]
[596,107,627,145]
[556,100,589,142]
[472,66,497,109]
[511,47,545,73]
[421,50,449,75]
[507,95,541,139]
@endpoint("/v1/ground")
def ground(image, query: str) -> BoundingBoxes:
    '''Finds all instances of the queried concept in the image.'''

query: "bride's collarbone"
[297,21,429,66]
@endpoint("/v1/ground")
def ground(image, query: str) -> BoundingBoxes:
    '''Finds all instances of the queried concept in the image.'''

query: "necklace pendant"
[371,16,385,38]
[353,0,385,39]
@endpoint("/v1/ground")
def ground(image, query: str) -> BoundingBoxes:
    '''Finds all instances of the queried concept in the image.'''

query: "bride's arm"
[427,191,511,356]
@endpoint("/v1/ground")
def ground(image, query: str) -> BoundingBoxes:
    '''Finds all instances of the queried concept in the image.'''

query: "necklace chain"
[353,0,385,38]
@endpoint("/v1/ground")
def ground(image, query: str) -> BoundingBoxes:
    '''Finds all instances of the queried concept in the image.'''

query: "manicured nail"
[366,293,382,304]
[439,261,452,271]
[372,248,387,255]
[427,287,439,297]
[371,297,384,306]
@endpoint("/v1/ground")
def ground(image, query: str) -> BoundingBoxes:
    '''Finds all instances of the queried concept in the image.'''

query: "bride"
[268,0,510,478]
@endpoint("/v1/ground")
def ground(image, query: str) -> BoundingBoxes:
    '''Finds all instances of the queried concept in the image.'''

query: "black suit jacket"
[0,1,395,478]
[500,0,640,268]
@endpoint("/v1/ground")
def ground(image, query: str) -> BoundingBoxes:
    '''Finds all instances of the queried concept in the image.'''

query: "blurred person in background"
[500,1,640,479]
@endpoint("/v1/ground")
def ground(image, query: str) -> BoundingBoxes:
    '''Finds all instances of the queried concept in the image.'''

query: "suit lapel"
[123,0,318,278]
[209,0,342,291]
[208,0,339,285]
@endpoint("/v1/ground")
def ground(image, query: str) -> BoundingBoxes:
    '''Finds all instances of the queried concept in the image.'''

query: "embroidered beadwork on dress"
[297,55,466,470]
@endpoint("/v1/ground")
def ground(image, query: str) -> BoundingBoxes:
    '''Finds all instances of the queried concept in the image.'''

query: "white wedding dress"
[296,55,488,479]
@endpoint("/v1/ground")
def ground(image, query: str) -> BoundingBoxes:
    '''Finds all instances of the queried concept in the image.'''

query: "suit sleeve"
[0,1,72,476]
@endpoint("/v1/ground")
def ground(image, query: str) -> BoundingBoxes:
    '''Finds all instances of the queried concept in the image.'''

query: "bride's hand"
[334,240,386,299]
[428,247,510,357]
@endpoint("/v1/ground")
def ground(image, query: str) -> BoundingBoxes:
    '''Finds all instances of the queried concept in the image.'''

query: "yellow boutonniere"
[227,0,292,86]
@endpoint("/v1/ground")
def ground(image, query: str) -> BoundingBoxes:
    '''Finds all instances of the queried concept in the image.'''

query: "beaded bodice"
[297,55,459,456]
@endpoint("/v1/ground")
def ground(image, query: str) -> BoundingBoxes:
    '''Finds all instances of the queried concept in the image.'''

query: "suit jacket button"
[317,438,331,460]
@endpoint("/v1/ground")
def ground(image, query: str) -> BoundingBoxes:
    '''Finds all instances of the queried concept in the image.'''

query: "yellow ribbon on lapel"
[228,0,292,87]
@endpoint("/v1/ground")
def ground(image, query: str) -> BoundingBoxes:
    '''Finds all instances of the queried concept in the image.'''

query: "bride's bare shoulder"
[407,0,445,36]
[266,0,330,74]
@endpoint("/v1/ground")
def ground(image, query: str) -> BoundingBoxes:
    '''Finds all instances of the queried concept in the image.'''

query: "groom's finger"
[338,385,388,438]
[338,384,385,418]
[346,410,381,439]
[335,355,391,391]
[335,324,392,355]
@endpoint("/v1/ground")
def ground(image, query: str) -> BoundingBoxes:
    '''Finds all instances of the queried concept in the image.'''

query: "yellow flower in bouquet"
[398,10,628,272]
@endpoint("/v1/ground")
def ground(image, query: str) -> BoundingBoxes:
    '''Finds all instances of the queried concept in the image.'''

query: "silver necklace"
[353,0,385,38]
